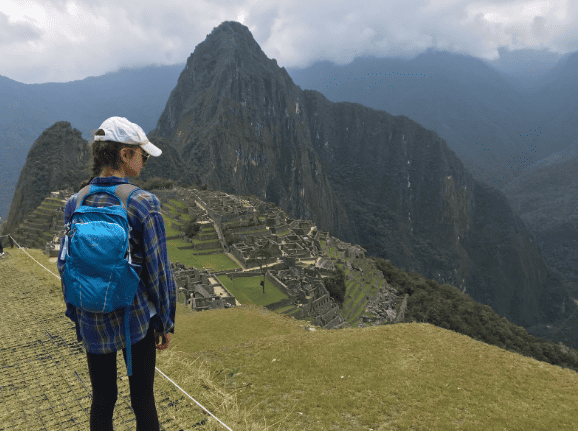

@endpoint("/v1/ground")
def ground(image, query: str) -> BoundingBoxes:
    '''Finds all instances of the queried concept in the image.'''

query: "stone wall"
[266,270,293,298]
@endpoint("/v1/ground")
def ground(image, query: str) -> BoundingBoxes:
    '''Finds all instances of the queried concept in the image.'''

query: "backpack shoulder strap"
[74,185,93,211]
[113,184,141,212]
[73,183,141,212]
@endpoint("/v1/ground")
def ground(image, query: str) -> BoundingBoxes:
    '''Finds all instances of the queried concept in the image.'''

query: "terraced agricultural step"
[45,197,67,205]
[281,306,298,315]
[345,294,368,322]
[346,300,368,326]
[20,226,45,237]
[343,283,363,314]
[324,313,345,330]
[27,220,51,230]
[35,207,55,216]
[160,209,177,220]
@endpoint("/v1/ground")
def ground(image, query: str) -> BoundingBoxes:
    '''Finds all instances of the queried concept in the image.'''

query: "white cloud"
[0,0,576,83]
[0,11,43,45]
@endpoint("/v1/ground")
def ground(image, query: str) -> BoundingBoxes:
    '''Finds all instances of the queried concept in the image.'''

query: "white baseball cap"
[94,116,162,157]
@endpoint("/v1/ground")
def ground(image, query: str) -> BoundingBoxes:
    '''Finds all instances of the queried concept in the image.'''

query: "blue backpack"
[60,183,142,376]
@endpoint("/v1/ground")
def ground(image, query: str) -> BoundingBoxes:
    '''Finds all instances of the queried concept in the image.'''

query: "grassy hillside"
[2,247,578,430]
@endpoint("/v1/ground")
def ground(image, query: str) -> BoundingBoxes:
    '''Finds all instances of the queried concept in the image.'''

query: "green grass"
[169,199,186,208]
[171,302,578,430]
[6,247,578,430]
[163,215,181,237]
[161,214,238,270]
[217,275,288,306]
[184,253,239,271]
[191,236,220,245]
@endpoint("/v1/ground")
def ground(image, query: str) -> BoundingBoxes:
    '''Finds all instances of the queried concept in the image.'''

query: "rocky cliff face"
[154,22,347,234]
[5,122,91,234]
[502,143,578,298]
[150,21,574,331]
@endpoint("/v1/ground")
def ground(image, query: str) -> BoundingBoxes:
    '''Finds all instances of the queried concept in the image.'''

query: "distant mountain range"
[5,21,578,350]
[286,48,578,192]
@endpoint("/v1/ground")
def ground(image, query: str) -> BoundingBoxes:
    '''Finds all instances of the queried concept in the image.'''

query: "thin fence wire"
[0,234,234,430]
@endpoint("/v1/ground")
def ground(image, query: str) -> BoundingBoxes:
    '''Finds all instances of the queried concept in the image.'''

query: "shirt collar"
[90,176,132,185]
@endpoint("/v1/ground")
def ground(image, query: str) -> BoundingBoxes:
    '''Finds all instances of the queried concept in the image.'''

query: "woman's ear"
[120,148,131,163]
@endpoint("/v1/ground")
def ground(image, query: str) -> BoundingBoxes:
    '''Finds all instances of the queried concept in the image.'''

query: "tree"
[250,247,273,293]
[324,268,347,306]
[182,217,200,238]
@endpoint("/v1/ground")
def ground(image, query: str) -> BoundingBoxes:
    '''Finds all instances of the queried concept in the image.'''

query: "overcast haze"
[1,0,577,84]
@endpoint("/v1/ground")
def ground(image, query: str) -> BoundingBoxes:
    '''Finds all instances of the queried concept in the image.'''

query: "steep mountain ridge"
[154,22,347,234]
[6,122,92,233]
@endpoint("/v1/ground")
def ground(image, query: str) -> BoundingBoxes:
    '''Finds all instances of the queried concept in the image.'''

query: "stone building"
[170,262,237,311]
[266,266,347,330]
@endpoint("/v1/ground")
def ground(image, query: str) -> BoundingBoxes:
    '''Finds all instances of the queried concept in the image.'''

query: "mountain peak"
[156,20,289,139]
[207,21,255,44]
[190,20,269,68]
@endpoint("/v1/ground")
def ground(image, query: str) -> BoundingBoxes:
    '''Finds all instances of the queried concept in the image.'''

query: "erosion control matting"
[0,250,213,430]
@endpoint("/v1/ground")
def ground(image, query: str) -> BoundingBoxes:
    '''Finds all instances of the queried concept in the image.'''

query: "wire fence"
[0,234,233,431]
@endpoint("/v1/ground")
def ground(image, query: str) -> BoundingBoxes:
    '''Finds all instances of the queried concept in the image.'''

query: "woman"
[57,117,176,431]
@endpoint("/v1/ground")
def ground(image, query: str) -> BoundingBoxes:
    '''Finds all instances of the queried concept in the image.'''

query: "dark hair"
[78,129,137,191]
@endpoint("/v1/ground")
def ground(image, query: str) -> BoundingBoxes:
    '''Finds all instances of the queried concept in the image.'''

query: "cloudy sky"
[1,0,577,84]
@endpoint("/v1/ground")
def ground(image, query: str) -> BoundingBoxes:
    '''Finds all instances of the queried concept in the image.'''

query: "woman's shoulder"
[129,188,162,213]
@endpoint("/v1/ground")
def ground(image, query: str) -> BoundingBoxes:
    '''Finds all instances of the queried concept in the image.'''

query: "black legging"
[86,323,159,431]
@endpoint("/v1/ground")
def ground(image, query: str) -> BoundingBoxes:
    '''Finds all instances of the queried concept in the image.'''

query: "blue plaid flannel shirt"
[57,176,176,354]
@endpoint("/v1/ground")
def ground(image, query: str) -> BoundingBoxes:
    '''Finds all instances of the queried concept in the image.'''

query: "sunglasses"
[136,148,149,163]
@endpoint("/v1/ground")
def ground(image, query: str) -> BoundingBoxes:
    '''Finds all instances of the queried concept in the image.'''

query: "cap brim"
[140,141,162,157]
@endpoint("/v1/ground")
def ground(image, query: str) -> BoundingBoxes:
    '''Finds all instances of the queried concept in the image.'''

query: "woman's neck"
[100,166,127,177]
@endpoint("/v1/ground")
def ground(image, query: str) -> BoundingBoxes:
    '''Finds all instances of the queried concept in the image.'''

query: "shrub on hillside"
[223,229,240,246]
[182,217,200,238]
[324,268,347,306]
[140,177,175,190]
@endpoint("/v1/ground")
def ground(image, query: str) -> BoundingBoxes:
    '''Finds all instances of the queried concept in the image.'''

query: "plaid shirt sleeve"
[142,210,176,335]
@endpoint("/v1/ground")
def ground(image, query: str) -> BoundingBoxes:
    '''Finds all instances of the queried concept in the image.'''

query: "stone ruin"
[229,229,320,269]
[266,266,348,330]
[230,237,281,268]
[191,189,256,227]
[358,285,403,326]
[320,235,366,262]
[170,261,237,311]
